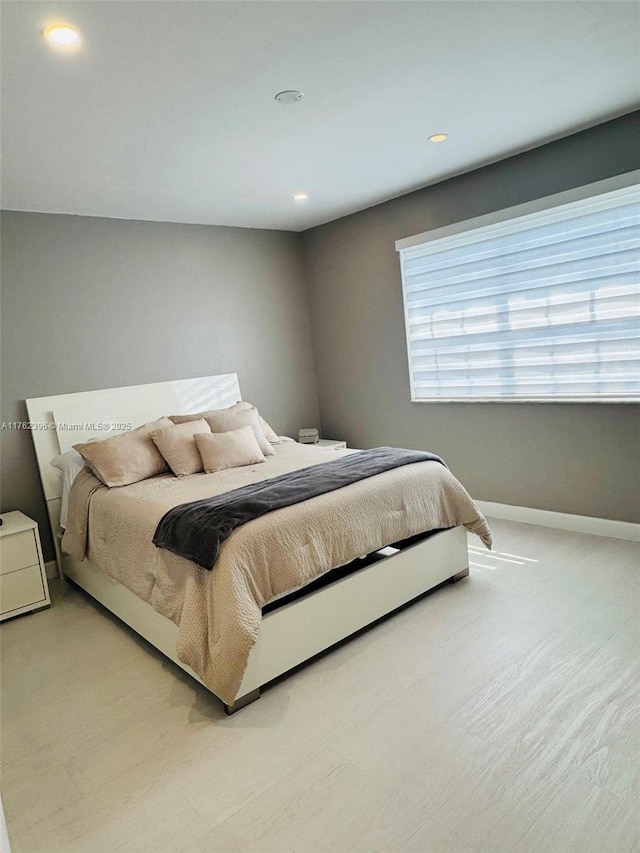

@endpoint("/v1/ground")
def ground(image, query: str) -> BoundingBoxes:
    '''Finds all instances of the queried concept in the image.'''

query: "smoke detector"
[275,90,305,104]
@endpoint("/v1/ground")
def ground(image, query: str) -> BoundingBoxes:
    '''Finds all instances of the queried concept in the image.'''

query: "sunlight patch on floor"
[468,545,539,572]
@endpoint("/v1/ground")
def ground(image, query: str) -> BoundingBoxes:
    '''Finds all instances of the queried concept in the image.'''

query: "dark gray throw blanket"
[153,447,445,570]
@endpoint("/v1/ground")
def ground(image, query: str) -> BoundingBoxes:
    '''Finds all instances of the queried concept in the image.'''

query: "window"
[396,173,640,402]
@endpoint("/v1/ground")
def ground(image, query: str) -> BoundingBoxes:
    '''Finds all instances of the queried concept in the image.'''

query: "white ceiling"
[2,1,639,232]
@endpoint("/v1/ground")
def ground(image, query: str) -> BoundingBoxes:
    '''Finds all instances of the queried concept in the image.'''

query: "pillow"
[73,417,172,487]
[50,449,86,528]
[150,418,211,478]
[231,401,280,444]
[169,403,241,427]
[171,406,274,457]
[171,401,280,444]
[50,447,85,479]
[203,407,275,457]
[195,426,265,473]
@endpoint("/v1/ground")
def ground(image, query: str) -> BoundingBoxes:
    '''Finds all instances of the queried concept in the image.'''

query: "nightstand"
[314,439,347,450]
[0,511,51,621]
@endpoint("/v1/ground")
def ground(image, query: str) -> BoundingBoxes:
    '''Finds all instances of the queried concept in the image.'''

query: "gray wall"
[2,113,639,565]
[303,112,640,523]
[1,213,319,560]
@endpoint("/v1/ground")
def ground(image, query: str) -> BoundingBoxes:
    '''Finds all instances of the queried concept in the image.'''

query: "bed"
[26,374,491,713]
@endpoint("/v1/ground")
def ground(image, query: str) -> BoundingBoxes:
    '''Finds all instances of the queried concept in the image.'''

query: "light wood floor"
[1,519,638,853]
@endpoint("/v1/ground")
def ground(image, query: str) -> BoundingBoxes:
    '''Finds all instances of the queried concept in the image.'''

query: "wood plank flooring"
[1,519,638,852]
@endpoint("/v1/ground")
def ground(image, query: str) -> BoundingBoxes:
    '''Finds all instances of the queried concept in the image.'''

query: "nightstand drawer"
[0,531,38,575]
[0,565,46,614]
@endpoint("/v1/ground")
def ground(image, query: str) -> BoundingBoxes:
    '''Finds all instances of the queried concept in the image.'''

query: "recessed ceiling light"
[428,133,449,143]
[292,192,309,202]
[275,90,305,105]
[43,23,81,46]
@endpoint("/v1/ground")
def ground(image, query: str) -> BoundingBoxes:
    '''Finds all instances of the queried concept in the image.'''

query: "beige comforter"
[63,442,491,704]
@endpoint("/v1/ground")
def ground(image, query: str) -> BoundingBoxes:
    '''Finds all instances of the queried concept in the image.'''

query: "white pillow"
[50,449,86,528]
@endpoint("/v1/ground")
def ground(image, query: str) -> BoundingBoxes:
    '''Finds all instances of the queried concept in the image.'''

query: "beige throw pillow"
[170,409,219,425]
[170,401,280,444]
[230,401,280,444]
[203,407,275,457]
[150,418,211,477]
[74,417,172,487]
[195,426,265,473]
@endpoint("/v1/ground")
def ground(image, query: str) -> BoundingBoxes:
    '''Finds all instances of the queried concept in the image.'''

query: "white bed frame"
[26,374,469,713]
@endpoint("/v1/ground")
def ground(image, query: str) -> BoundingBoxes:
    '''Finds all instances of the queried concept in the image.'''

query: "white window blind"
[397,176,640,402]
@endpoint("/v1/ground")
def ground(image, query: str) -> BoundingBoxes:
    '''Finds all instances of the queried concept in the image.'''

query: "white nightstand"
[0,511,51,621]
[314,439,347,450]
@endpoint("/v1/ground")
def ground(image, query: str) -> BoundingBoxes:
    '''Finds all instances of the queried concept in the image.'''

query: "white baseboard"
[475,501,640,543]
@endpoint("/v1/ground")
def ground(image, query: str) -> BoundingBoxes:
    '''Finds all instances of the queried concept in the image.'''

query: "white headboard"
[26,373,241,570]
